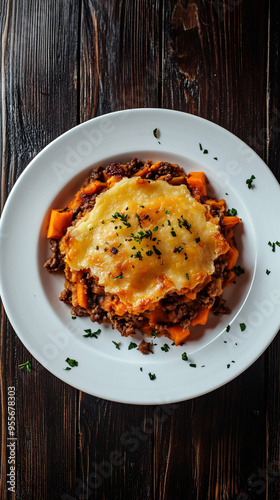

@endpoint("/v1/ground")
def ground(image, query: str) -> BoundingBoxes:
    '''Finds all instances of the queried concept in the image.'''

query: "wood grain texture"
[1,1,279,499]
[0,1,79,499]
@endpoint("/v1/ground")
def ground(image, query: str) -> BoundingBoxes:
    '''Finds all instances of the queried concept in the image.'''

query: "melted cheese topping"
[61,177,229,313]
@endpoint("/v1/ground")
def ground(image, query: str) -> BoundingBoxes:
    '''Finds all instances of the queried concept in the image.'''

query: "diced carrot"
[70,270,84,283]
[150,161,162,171]
[82,181,106,195]
[168,325,191,346]
[107,176,119,188]
[47,210,73,239]
[103,296,127,315]
[222,216,241,229]
[205,198,226,210]
[77,283,88,309]
[169,176,186,185]
[133,165,150,177]
[68,181,106,210]
[227,245,239,270]
[184,291,197,300]
[144,308,169,324]
[190,307,210,326]
[187,172,207,196]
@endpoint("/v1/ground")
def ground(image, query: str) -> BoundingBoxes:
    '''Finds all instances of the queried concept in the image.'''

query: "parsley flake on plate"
[161,343,170,352]
[112,341,121,350]
[83,328,101,338]
[227,208,237,216]
[246,175,256,189]
[65,358,78,369]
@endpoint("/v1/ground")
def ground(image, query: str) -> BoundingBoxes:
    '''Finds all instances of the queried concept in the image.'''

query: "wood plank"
[75,1,162,499]
[0,1,79,498]
[154,1,269,499]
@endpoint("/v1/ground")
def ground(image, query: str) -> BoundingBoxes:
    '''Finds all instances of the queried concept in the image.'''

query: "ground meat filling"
[44,239,64,272]
[137,340,153,355]
[45,159,233,344]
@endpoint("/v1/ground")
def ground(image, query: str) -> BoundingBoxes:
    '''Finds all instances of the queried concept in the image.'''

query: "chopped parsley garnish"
[128,342,137,350]
[146,250,153,256]
[131,229,152,244]
[203,149,208,154]
[268,241,280,252]
[195,237,200,243]
[213,157,218,160]
[114,273,124,280]
[153,128,158,138]
[153,226,158,232]
[140,367,143,371]
[227,364,230,369]
[83,328,101,338]
[186,273,189,280]
[226,325,230,332]
[246,175,256,189]
[131,250,143,261]
[184,253,188,260]
[268,241,275,252]
[19,360,32,372]
[199,143,203,151]
[177,246,183,252]
[178,215,192,232]
[167,220,171,226]
[171,230,177,237]
[165,210,171,214]
[150,331,158,337]
[266,269,271,275]
[234,265,245,277]
[112,341,120,350]
[240,323,246,332]
[148,372,156,380]
[182,352,188,361]
[161,343,170,352]
[153,245,161,256]
[136,213,142,226]
[189,363,197,368]
[112,212,131,228]
[72,316,76,320]
[227,208,237,216]
[65,358,78,369]
[118,243,122,248]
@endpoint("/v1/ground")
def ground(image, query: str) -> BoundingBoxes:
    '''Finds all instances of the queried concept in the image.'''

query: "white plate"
[1,109,280,404]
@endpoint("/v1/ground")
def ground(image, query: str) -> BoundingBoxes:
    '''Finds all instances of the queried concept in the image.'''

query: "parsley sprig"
[19,360,32,372]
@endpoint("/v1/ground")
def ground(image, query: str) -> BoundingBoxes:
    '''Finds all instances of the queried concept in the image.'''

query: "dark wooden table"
[1,1,279,499]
